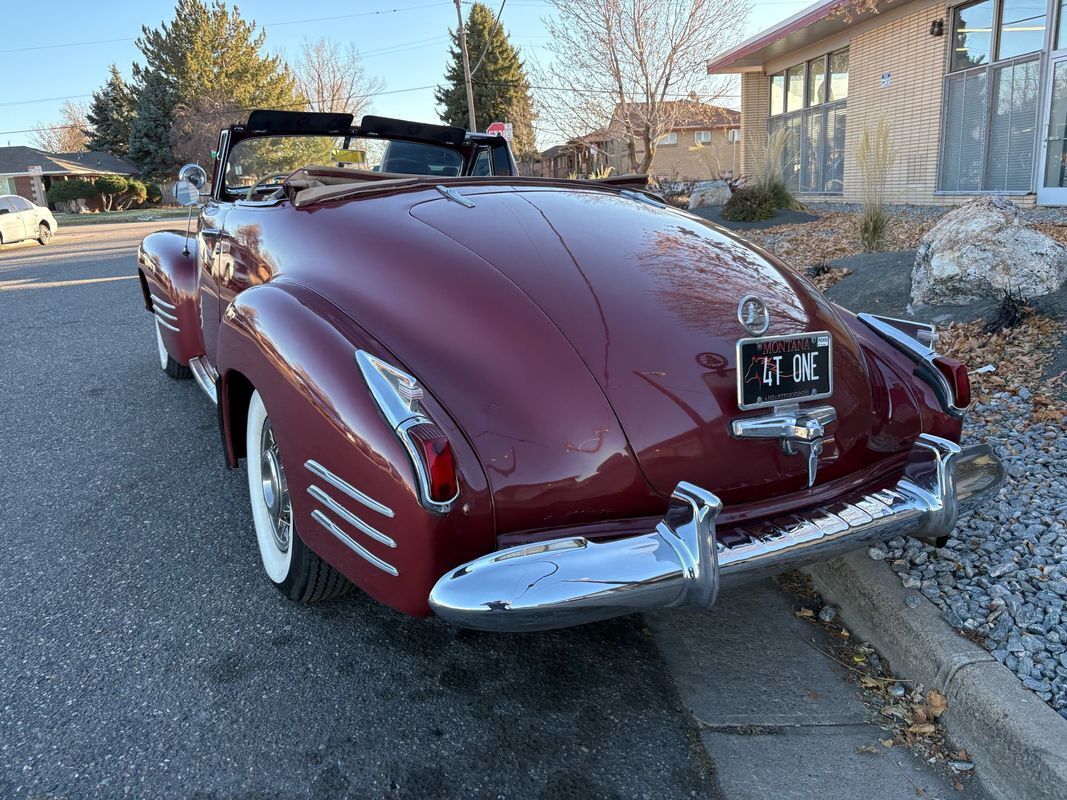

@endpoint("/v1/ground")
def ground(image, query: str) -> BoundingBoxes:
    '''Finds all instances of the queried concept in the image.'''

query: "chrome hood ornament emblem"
[738,294,770,335]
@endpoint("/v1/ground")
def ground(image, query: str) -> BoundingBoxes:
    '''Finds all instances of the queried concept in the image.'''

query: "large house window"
[768,48,848,194]
[658,131,678,146]
[694,130,712,144]
[939,0,1043,192]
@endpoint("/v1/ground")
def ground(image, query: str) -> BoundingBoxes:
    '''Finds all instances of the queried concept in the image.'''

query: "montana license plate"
[736,332,833,410]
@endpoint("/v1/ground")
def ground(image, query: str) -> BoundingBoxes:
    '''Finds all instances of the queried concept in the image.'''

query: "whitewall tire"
[155,319,191,379]
[245,390,351,602]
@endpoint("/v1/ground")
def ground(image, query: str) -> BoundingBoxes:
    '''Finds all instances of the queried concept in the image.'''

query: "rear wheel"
[246,390,351,602]
[154,319,191,379]
[37,222,51,245]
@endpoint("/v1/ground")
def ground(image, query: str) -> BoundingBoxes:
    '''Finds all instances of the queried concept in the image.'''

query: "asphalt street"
[0,222,985,800]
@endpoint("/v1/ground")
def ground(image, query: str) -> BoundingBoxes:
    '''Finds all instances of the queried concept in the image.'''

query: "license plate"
[736,332,833,410]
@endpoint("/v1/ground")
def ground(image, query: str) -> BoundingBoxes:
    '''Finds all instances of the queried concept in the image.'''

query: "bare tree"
[538,0,749,174]
[31,101,90,153]
[294,38,385,120]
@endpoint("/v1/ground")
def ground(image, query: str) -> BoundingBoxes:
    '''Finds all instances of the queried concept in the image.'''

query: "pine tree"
[128,69,178,179]
[130,0,304,173]
[86,65,137,157]
[434,2,536,156]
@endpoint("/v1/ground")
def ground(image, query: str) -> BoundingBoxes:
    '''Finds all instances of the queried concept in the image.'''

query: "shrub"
[146,182,163,204]
[982,289,1033,334]
[47,178,100,210]
[117,178,147,210]
[95,174,130,211]
[721,187,775,222]
[856,118,895,251]
[751,127,802,211]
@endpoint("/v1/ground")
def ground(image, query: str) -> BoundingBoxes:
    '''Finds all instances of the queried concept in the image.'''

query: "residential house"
[0,147,139,209]
[707,0,1067,206]
[599,102,741,181]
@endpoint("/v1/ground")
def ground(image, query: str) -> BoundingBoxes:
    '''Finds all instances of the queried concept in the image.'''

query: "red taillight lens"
[405,423,458,502]
[933,356,971,409]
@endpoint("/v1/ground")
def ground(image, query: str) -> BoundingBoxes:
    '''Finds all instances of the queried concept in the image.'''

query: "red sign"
[486,122,506,136]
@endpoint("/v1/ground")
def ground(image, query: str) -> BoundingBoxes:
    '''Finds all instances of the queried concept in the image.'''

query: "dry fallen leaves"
[927,690,948,719]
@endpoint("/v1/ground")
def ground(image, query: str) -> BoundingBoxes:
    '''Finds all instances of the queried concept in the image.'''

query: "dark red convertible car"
[137,110,1003,631]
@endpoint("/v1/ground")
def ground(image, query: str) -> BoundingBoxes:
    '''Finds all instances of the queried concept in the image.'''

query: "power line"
[0,2,456,55]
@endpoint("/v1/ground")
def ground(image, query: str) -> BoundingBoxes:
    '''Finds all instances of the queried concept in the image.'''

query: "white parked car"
[0,195,57,245]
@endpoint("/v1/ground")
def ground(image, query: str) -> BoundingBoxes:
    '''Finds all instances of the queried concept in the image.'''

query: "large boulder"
[911,196,1067,304]
[688,180,732,210]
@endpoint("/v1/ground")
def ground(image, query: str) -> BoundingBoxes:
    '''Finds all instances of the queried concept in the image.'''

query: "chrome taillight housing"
[857,313,970,416]
[356,350,460,513]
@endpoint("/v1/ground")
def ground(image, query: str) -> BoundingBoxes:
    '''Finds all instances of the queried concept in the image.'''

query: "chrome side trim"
[429,433,1005,632]
[307,485,396,548]
[151,304,178,322]
[153,314,180,333]
[311,509,399,576]
[303,460,395,518]
[149,293,176,310]
[188,356,218,404]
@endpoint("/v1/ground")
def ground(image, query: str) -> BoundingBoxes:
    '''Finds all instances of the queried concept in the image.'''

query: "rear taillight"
[857,313,969,416]
[404,422,458,503]
[356,350,460,512]
[933,356,971,409]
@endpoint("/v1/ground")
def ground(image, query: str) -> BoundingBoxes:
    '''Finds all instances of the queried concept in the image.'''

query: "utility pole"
[454,0,478,132]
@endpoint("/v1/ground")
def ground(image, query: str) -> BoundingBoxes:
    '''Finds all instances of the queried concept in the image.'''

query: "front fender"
[216,281,494,617]
[137,229,204,364]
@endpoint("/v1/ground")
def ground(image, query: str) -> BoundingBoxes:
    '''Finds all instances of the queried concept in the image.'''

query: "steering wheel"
[245,173,291,201]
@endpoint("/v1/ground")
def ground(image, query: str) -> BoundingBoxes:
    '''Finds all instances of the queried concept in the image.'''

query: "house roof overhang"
[706,0,906,73]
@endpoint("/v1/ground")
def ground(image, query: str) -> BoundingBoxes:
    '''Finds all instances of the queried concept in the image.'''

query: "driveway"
[0,223,984,799]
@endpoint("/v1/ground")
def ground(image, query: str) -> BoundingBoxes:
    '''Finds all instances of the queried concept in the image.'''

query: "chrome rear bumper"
[429,434,1004,632]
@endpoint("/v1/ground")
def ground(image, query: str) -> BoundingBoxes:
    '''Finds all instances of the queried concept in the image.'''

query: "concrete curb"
[804,551,1067,800]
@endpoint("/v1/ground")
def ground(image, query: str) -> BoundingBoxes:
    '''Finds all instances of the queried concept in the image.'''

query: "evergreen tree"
[130,0,304,172]
[128,69,178,179]
[86,65,137,157]
[435,2,536,156]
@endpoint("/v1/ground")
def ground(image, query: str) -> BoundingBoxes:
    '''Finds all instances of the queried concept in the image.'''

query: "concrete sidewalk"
[648,581,986,800]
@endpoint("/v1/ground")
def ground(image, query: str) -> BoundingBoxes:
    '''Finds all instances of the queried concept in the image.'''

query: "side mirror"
[178,163,208,191]
[0,208,8,215]
[173,179,199,207]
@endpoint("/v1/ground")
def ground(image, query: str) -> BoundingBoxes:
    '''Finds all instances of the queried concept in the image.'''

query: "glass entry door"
[1039,57,1067,204]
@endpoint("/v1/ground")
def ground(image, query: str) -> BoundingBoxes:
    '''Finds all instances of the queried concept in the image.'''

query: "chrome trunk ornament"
[730,404,837,487]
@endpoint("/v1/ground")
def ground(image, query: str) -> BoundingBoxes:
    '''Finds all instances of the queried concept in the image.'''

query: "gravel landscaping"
[871,390,1067,719]
[746,202,1067,718]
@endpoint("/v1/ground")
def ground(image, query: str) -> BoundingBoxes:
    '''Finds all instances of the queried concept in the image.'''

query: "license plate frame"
[736,331,833,410]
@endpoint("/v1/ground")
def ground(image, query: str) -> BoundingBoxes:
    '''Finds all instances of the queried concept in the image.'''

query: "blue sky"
[0,0,811,150]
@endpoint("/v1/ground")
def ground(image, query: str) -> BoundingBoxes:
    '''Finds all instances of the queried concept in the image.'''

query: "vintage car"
[137,110,1004,632]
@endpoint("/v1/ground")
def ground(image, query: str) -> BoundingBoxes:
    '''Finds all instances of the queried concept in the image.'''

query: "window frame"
[949,0,1050,71]
[694,130,713,144]
[10,196,33,212]
[766,48,848,195]
[938,0,1050,193]
[657,131,678,146]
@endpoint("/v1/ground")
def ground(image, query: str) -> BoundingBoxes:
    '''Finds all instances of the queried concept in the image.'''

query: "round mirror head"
[178,163,208,190]
[173,179,199,207]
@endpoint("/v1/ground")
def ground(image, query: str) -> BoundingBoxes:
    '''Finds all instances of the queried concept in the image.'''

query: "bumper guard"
[429,434,1004,632]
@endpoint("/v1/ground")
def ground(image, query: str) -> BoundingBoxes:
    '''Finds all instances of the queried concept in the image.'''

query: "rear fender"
[137,229,204,364]
[216,282,494,616]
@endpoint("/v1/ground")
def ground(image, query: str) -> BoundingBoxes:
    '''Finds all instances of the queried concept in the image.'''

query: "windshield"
[225,135,466,193]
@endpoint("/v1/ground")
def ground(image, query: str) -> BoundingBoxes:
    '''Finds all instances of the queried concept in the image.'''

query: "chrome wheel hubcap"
[259,420,291,553]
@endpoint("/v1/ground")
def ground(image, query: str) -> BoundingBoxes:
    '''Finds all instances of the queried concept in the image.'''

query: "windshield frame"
[211,112,515,203]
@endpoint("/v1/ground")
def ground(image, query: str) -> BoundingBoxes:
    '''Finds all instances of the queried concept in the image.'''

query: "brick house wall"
[13,175,39,204]
[645,128,740,180]
[840,2,947,204]
[740,73,770,180]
